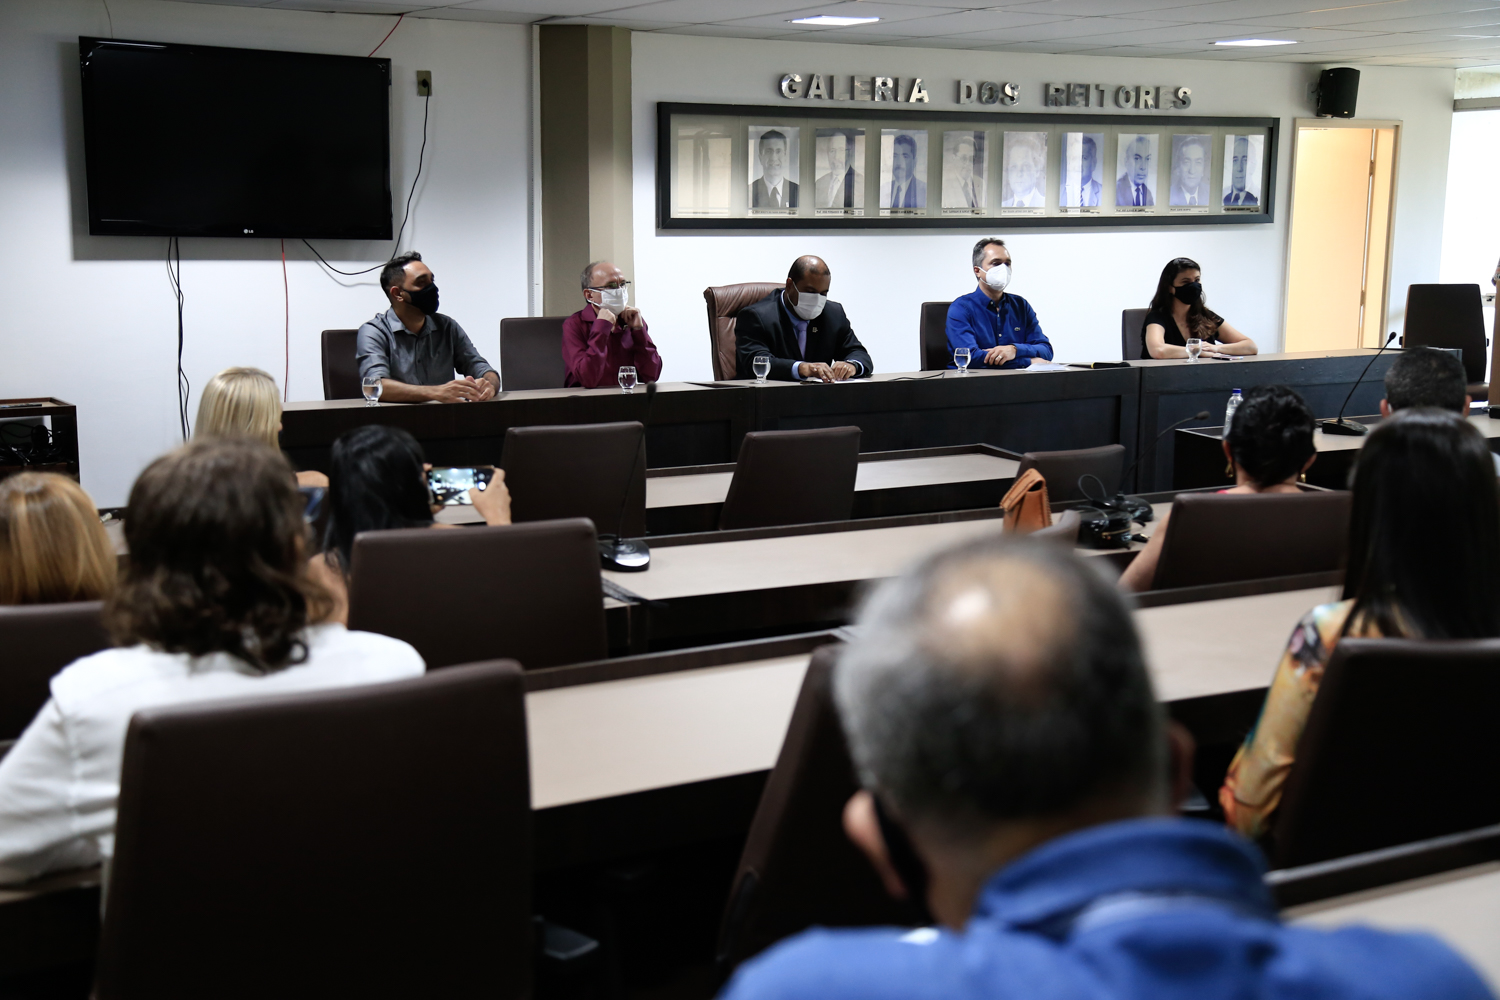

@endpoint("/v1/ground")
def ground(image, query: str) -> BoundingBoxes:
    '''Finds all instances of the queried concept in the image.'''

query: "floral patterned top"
[1219,599,1384,840]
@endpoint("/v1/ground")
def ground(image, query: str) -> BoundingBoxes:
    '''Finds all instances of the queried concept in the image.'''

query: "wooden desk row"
[281,350,1399,493]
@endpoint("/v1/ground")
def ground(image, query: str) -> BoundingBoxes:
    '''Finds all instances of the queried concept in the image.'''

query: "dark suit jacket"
[734,291,873,381]
[1115,175,1154,207]
[751,177,799,208]
[1223,188,1259,206]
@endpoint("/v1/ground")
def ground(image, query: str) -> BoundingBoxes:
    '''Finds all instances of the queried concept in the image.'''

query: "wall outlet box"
[417,70,433,96]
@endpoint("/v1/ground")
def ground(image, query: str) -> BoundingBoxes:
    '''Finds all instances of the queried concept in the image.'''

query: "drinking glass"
[753,354,771,383]
[361,376,383,406]
[618,366,638,393]
[953,347,971,374]
[1185,337,1203,363]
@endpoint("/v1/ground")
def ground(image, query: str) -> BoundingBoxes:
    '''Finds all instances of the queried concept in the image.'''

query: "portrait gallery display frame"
[658,101,1279,231]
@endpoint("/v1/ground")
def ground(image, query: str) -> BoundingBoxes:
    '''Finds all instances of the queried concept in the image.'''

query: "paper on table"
[1023,362,1072,372]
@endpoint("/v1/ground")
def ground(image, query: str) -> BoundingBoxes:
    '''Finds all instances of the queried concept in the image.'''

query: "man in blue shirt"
[719,536,1492,1000]
[945,238,1053,370]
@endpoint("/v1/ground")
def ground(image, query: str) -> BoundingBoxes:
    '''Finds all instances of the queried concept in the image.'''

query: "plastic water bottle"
[1223,388,1243,438]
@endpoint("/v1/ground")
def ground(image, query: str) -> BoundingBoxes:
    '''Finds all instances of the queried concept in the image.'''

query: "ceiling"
[166,0,1500,66]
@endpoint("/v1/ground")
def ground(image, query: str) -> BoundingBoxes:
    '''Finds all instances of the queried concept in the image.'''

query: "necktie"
[771,184,781,208]
[1189,191,1196,205]
[1135,184,1145,206]
[796,323,807,358]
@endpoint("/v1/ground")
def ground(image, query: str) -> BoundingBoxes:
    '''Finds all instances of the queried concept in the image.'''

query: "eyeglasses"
[589,280,632,291]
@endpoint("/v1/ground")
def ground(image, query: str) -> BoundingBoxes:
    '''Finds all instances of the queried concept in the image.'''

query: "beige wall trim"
[540,25,634,317]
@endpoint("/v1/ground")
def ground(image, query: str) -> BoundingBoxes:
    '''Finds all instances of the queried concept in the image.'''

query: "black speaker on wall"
[1316,68,1360,118]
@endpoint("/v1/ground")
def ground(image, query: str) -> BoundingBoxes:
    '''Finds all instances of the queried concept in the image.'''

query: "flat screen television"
[79,37,392,239]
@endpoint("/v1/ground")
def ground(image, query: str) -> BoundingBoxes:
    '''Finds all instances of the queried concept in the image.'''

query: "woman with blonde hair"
[195,367,327,487]
[0,472,117,604]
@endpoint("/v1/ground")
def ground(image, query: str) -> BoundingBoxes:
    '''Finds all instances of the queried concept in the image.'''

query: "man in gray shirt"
[356,252,499,403]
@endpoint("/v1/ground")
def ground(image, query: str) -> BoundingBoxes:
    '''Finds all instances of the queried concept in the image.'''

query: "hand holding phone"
[426,466,496,505]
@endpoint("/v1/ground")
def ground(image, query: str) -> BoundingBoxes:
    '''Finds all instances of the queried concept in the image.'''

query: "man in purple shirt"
[562,261,664,389]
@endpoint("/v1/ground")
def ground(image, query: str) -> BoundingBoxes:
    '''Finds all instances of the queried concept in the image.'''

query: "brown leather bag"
[1000,468,1052,534]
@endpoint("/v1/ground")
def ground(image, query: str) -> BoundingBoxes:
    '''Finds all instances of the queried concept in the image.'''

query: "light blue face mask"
[596,286,629,311]
[791,291,826,320]
[983,262,1011,291]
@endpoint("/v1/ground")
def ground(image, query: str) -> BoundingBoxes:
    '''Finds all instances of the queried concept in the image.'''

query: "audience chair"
[502,421,646,537]
[320,329,361,400]
[1271,638,1500,869]
[95,660,532,1000]
[720,427,861,530]
[1150,490,1350,591]
[919,301,952,371]
[347,518,606,669]
[0,601,110,741]
[1403,284,1490,400]
[1122,307,1149,361]
[1032,509,1081,544]
[499,316,569,390]
[1016,444,1125,502]
[717,645,928,973]
[703,283,783,380]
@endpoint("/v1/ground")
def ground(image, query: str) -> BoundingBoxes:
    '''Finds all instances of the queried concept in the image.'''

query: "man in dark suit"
[734,256,874,382]
[1115,135,1154,207]
[751,130,799,209]
[1223,136,1259,206]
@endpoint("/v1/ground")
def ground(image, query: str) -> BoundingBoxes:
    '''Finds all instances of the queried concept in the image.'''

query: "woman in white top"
[0,438,424,884]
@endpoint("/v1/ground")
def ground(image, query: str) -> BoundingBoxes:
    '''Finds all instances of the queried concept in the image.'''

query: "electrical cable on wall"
[281,238,290,402]
[367,13,404,58]
[166,237,190,440]
[100,0,114,38]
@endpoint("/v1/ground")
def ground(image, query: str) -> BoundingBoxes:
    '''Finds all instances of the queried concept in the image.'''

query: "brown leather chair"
[1403,284,1490,401]
[0,601,111,740]
[347,519,606,669]
[919,301,952,371]
[95,660,532,1000]
[1150,490,1350,591]
[499,316,569,390]
[717,646,927,973]
[1017,444,1125,502]
[321,328,362,400]
[1031,509,1081,544]
[1270,638,1500,869]
[503,421,645,537]
[703,282,782,380]
[720,427,861,530]
[1122,307,1149,361]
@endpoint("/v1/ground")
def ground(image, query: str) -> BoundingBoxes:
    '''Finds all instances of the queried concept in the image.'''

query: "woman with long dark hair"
[1141,257,1258,359]
[1220,408,1500,838]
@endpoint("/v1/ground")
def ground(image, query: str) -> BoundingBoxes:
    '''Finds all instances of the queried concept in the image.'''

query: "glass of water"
[753,354,771,383]
[953,347,971,374]
[1185,337,1203,363]
[618,366,637,393]
[361,376,382,406]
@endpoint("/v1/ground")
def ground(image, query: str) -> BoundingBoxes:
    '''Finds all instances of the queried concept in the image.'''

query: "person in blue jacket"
[945,238,1053,370]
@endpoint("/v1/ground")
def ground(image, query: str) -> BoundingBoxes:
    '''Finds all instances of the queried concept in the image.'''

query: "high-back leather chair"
[717,646,927,973]
[0,601,111,740]
[1150,490,1350,591]
[919,301,952,371]
[1403,284,1489,400]
[499,316,569,390]
[1031,508,1081,544]
[347,519,606,669]
[703,283,782,380]
[96,660,532,1000]
[1122,307,1149,361]
[321,329,361,400]
[503,421,646,537]
[1016,444,1125,502]
[1271,638,1500,869]
[720,427,861,530]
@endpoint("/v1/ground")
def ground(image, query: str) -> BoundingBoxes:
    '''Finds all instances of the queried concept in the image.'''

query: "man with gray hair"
[719,537,1491,1000]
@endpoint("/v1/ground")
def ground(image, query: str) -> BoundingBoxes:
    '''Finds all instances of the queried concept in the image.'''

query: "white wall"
[1439,108,1500,355]
[0,0,530,506]
[631,33,1454,382]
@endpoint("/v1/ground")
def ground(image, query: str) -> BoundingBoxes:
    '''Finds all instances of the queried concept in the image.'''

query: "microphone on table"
[1094,410,1212,524]
[599,380,654,572]
[1320,331,1397,436]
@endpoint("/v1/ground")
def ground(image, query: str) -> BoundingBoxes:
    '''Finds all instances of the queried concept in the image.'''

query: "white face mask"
[595,286,629,311]
[982,262,1011,292]
[790,290,826,321]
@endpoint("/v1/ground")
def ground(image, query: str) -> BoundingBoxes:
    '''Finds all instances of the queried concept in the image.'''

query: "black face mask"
[1174,281,1202,305]
[405,282,440,315]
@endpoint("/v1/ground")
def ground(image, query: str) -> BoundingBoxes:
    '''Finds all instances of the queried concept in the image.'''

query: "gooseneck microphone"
[1111,410,1213,507]
[1321,331,1396,436]
[600,380,655,572]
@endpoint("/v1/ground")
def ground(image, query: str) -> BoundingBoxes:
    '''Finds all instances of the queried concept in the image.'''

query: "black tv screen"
[79,37,391,239]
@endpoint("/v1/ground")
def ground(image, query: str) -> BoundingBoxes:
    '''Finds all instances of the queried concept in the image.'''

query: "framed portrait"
[814,128,865,216]
[748,125,799,215]
[1169,133,1213,212]
[1001,131,1048,215]
[1059,132,1104,212]
[1115,133,1159,212]
[941,130,986,215]
[1222,134,1265,211]
[880,129,928,215]
[672,124,733,218]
